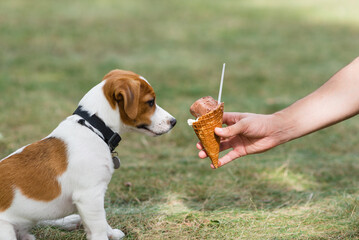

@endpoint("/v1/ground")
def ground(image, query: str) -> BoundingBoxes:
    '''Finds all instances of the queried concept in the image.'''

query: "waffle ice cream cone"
[192,103,224,168]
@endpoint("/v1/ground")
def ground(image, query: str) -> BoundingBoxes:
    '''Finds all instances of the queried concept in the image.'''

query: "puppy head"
[102,69,176,136]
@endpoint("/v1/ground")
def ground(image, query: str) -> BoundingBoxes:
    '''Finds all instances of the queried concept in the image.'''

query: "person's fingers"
[199,136,237,159]
[196,142,203,150]
[215,122,243,138]
[219,139,235,152]
[217,150,241,167]
[197,142,208,158]
[222,112,247,125]
[210,150,241,169]
[198,150,207,159]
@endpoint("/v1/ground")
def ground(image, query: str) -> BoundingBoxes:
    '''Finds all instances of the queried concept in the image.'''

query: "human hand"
[199,58,359,168]
[197,112,285,168]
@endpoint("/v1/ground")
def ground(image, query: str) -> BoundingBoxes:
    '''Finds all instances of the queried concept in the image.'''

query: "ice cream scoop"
[190,96,219,118]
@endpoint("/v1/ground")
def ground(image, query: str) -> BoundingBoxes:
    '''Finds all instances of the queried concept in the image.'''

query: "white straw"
[218,63,226,103]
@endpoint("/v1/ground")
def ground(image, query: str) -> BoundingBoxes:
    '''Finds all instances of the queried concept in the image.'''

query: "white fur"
[149,105,175,136]
[0,78,175,240]
[39,214,81,230]
[139,75,150,85]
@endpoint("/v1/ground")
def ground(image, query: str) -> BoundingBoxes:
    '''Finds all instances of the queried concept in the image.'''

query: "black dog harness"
[73,106,121,169]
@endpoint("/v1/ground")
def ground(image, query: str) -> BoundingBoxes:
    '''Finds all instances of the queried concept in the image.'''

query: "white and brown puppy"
[0,70,176,240]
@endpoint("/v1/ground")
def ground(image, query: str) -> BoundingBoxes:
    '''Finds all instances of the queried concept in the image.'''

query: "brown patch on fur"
[102,69,156,127]
[0,137,68,212]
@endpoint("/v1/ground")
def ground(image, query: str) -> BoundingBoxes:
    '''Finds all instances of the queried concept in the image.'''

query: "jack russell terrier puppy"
[0,70,176,240]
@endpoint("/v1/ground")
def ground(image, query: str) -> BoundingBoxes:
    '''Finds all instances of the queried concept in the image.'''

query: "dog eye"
[147,99,155,107]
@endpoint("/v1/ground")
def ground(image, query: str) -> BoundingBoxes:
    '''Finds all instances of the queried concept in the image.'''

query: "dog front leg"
[74,190,124,240]
[0,220,16,240]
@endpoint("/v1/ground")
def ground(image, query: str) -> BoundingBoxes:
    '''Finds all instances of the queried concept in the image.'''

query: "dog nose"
[170,118,177,127]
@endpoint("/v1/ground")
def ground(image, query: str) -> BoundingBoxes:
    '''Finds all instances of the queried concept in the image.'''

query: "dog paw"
[109,229,125,240]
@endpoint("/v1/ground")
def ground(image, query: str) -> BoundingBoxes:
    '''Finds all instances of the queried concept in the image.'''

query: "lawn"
[1,0,359,239]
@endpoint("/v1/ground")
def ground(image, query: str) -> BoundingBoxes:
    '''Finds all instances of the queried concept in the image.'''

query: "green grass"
[1,0,359,239]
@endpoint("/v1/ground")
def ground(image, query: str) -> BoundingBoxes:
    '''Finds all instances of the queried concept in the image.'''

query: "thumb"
[215,123,242,138]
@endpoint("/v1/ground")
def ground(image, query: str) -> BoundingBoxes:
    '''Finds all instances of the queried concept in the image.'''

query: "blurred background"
[1,0,359,239]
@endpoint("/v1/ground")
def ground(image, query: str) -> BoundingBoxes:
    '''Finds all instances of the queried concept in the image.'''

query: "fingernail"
[215,127,222,134]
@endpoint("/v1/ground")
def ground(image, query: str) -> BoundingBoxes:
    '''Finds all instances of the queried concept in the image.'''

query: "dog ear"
[115,79,140,119]
[103,71,141,120]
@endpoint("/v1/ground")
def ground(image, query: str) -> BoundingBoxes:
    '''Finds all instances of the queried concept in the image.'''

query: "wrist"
[270,110,298,144]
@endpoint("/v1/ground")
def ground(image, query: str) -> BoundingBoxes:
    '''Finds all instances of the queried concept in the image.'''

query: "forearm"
[273,57,359,143]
